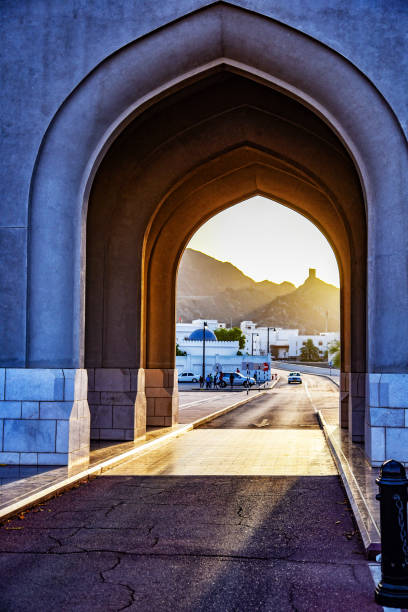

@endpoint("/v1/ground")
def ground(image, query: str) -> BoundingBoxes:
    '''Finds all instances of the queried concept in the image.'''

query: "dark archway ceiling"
[86,71,366,373]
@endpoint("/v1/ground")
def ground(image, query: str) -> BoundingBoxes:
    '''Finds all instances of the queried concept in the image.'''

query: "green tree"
[214,327,246,349]
[176,343,187,356]
[299,339,320,362]
[328,339,340,368]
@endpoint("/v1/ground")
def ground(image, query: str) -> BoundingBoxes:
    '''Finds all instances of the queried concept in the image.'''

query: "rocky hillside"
[177,249,295,325]
[176,249,339,332]
[248,272,340,333]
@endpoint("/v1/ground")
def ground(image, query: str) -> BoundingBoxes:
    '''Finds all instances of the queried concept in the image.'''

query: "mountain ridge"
[176,248,339,333]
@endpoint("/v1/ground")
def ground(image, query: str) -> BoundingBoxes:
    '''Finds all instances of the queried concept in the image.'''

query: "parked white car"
[178,372,198,383]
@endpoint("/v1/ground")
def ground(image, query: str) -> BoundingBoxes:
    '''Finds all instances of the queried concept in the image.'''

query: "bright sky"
[188,196,340,288]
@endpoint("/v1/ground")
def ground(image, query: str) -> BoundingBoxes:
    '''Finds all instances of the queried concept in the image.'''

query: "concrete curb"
[317,410,380,559]
[0,378,279,521]
[318,374,339,387]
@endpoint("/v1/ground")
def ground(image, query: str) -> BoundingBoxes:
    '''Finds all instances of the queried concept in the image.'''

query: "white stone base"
[0,368,90,466]
[366,373,408,466]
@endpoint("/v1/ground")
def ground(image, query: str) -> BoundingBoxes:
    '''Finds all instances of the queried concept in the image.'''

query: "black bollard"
[375,459,408,607]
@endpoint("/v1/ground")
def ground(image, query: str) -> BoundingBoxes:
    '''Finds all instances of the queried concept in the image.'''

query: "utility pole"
[202,321,207,382]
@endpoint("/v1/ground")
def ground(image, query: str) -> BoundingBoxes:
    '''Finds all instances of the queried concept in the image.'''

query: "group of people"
[199,372,226,389]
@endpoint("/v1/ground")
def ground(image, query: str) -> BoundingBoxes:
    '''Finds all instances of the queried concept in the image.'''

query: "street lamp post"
[266,327,276,356]
[202,321,207,382]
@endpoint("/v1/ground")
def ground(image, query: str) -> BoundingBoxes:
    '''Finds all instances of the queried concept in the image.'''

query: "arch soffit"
[27,2,404,365]
[144,149,350,275]
[141,153,353,356]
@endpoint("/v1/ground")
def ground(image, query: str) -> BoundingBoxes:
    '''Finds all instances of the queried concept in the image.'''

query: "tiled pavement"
[297,370,381,555]
[107,428,337,477]
[0,388,263,517]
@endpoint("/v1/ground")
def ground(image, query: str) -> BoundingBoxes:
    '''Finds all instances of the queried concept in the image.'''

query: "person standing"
[199,375,204,389]
[229,372,234,388]
[213,373,219,389]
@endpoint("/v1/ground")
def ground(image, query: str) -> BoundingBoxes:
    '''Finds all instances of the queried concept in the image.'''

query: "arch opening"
[17,2,408,467]
[175,194,341,386]
[85,71,366,446]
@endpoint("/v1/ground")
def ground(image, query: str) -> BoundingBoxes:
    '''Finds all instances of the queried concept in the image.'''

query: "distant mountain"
[177,249,295,325]
[177,248,254,296]
[248,271,339,334]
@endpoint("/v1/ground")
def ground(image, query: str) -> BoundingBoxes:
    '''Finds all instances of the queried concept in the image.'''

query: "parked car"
[178,372,198,383]
[288,371,302,384]
[219,372,256,388]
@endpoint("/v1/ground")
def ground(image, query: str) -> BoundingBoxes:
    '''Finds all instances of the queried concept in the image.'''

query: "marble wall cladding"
[366,373,408,466]
[0,368,89,466]
[88,368,145,441]
[145,368,178,427]
[367,373,408,409]
[0,369,4,400]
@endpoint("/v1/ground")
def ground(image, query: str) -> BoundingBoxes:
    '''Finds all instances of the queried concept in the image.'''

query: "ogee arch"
[24,3,408,465]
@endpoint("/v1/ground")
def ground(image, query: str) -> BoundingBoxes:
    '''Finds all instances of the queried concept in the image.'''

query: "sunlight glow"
[188,196,340,287]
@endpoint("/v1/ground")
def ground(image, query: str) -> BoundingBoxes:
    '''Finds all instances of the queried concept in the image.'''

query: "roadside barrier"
[375,459,408,607]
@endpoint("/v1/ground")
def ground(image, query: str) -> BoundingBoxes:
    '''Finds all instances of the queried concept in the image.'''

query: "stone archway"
[20,3,408,465]
[86,72,366,443]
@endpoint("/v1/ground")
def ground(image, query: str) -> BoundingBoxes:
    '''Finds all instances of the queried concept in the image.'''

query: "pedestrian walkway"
[107,428,337,476]
[179,388,263,423]
[296,368,381,557]
[0,387,270,521]
[0,378,381,611]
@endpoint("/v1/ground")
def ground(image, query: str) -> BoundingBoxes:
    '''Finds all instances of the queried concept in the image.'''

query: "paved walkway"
[0,377,382,611]
[0,389,265,516]
[178,388,264,423]
[275,367,382,556]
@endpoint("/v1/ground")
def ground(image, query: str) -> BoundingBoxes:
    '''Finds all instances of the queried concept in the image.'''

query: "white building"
[175,319,338,378]
[176,319,225,344]
[240,321,339,359]
[176,322,271,379]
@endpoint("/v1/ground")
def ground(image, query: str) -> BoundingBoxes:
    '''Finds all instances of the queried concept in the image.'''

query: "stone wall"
[366,374,408,467]
[145,370,178,428]
[0,369,89,466]
[88,368,146,441]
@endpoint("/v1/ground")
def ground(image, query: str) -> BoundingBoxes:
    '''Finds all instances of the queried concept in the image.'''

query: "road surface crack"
[105,501,125,518]
[100,555,136,610]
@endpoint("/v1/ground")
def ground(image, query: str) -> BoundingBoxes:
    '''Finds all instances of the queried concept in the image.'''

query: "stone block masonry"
[366,374,408,467]
[0,369,89,466]
[145,369,178,427]
[88,368,146,441]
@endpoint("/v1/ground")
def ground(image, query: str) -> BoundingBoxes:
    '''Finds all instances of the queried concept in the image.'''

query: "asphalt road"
[200,376,323,429]
[0,375,380,611]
